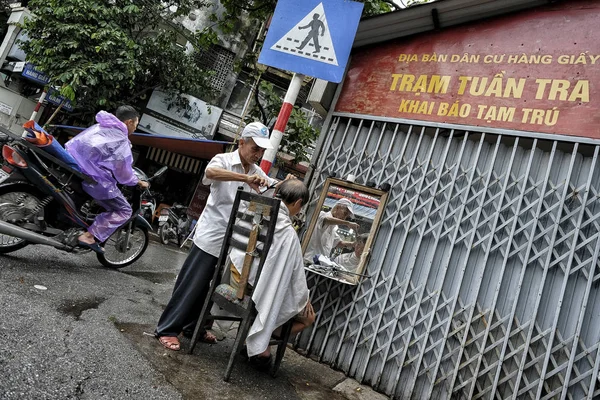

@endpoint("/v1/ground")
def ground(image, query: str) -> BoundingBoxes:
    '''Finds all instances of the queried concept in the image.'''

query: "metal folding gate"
[297,113,600,400]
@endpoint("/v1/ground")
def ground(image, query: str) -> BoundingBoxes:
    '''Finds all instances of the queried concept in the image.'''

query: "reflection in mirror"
[302,178,387,285]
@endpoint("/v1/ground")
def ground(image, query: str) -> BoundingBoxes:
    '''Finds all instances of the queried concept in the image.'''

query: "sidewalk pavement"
[118,320,386,400]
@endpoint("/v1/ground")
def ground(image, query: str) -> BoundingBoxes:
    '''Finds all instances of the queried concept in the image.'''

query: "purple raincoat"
[66,111,139,200]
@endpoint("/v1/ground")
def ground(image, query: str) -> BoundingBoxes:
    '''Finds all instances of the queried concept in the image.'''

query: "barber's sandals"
[158,336,180,351]
[157,332,218,351]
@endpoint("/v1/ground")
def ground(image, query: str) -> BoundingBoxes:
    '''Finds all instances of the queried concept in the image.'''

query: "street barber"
[155,122,281,351]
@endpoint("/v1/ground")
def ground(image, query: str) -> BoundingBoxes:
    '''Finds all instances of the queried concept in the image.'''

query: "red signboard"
[336,0,600,139]
[187,183,210,220]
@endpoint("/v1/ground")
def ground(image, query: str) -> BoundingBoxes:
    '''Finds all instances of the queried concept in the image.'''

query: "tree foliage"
[20,0,216,112]
[217,0,394,26]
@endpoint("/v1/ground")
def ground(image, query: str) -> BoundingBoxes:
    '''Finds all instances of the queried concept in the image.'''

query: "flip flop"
[202,331,218,344]
[182,330,218,344]
[78,241,105,254]
[158,336,180,351]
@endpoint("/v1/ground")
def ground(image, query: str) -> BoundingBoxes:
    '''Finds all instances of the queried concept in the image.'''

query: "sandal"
[78,240,105,254]
[200,331,218,344]
[182,330,218,343]
[158,336,180,351]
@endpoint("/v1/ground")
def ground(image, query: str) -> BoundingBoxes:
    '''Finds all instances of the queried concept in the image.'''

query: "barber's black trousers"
[155,245,218,337]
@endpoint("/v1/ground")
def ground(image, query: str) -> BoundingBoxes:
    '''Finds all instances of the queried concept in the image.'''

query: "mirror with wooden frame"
[301,178,388,285]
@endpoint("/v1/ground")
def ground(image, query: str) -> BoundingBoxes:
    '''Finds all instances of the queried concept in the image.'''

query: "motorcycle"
[0,126,168,268]
[158,204,191,246]
[140,189,157,224]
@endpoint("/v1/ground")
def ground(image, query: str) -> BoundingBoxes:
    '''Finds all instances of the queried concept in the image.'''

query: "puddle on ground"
[123,271,177,284]
[58,297,106,320]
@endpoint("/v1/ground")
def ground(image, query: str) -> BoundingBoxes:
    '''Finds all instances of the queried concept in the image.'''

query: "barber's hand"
[272,174,297,190]
[138,180,150,189]
[245,174,268,193]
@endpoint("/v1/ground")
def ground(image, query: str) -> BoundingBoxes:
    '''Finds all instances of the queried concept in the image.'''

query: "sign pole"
[22,90,47,138]
[260,72,305,174]
[29,90,46,122]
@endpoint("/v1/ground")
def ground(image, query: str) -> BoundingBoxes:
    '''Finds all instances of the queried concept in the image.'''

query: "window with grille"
[195,45,235,93]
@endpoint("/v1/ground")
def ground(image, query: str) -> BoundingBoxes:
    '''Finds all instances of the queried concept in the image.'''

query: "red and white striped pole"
[29,90,47,122]
[22,90,47,137]
[260,73,305,174]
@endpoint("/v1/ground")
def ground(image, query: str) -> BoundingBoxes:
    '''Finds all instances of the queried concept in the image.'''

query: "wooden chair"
[188,188,293,381]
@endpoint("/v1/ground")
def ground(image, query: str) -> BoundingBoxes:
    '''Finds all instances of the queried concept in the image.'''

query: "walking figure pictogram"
[297,13,325,53]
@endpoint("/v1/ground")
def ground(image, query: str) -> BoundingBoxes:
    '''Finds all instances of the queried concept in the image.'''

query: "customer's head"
[354,233,369,257]
[115,105,140,135]
[238,122,273,166]
[275,179,309,217]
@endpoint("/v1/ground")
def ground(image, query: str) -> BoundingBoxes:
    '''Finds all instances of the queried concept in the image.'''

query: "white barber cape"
[229,204,309,357]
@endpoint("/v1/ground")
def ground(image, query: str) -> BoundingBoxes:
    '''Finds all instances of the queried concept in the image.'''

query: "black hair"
[115,105,139,122]
[275,179,309,206]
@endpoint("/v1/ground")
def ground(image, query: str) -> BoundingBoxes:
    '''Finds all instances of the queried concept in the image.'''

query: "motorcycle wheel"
[0,184,43,254]
[158,222,170,245]
[97,224,149,269]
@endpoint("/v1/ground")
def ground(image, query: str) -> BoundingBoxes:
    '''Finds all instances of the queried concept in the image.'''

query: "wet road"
[0,242,186,399]
[0,241,351,400]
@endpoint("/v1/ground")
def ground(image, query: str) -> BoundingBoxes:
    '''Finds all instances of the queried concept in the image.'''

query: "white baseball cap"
[335,198,354,216]
[241,122,273,149]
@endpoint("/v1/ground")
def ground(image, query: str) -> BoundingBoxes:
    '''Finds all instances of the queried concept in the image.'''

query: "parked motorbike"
[158,204,191,246]
[0,126,168,268]
[140,189,157,224]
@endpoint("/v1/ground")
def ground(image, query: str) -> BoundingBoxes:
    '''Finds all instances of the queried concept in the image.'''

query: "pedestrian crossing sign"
[258,0,363,83]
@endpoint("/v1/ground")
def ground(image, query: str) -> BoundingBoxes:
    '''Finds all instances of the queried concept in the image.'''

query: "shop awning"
[51,125,232,161]
[130,133,231,161]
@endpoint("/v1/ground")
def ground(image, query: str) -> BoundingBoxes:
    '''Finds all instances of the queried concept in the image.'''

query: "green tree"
[20,0,399,165]
[217,0,396,27]
[0,0,14,39]
[20,0,216,113]
[396,0,436,7]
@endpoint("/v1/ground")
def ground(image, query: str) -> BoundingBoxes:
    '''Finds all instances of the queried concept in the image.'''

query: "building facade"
[298,1,600,398]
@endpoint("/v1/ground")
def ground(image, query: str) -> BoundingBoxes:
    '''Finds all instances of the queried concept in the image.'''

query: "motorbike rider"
[65,105,149,254]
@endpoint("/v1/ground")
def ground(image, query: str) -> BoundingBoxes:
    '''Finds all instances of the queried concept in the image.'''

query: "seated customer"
[334,233,369,273]
[229,179,315,365]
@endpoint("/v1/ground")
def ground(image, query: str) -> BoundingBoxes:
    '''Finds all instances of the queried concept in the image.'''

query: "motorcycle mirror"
[150,166,168,180]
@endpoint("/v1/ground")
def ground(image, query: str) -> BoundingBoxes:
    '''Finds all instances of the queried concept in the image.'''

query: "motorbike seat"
[18,135,96,187]
[0,127,96,187]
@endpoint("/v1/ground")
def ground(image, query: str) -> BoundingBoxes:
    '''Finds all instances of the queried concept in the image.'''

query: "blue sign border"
[258,0,363,83]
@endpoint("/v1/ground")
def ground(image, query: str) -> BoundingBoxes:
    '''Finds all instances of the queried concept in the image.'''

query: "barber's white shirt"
[193,150,275,257]
[304,210,338,263]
